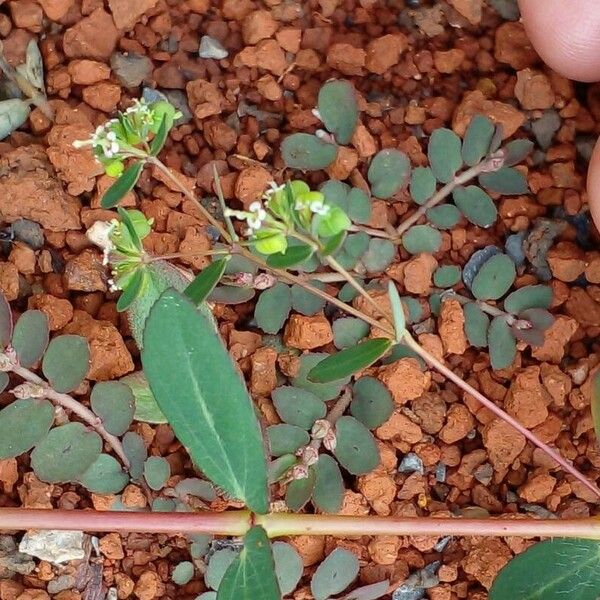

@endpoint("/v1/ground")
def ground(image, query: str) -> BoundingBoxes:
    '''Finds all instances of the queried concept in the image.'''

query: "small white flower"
[106,131,117,142]
[95,125,104,135]
[309,199,330,216]
[262,181,285,200]
[249,201,262,212]
[110,141,120,154]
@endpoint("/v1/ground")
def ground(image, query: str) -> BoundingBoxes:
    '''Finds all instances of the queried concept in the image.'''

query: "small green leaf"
[504,285,552,314]
[272,542,303,596]
[175,478,216,501]
[429,128,462,183]
[318,80,359,145]
[479,167,528,195]
[313,454,344,513]
[272,386,326,429]
[122,431,147,480]
[206,549,239,591]
[592,370,600,444]
[217,526,280,600]
[90,381,135,436]
[117,206,143,251]
[269,454,297,484]
[12,310,49,367]
[31,423,102,483]
[101,161,144,208]
[490,539,600,600]
[0,398,54,459]
[285,468,315,511]
[489,124,504,152]
[267,245,313,269]
[42,335,90,393]
[172,561,194,586]
[361,238,395,273]
[463,302,489,348]
[144,456,171,490]
[292,353,350,401]
[462,115,495,167]
[118,270,146,313]
[488,316,516,370]
[333,317,370,349]
[267,424,310,456]
[433,265,461,288]
[503,139,534,166]
[282,133,337,170]
[291,281,326,316]
[402,225,442,254]
[351,376,393,429]
[368,149,410,199]
[255,283,292,334]
[78,454,128,494]
[426,204,461,229]
[121,372,167,424]
[410,166,437,205]
[471,254,516,300]
[210,286,255,305]
[520,307,554,331]
[150,114,169,156]
[308,339,392,383]
[334,416,379,474]
[0,294,12,349]
[334,232,370,270]
[347,187,372,224]
[311,548,359,600]
[388,281,405,339]
[320,230,346,256]
[185,259,228,305]
[342,580,390,600]
[453,186,498,228]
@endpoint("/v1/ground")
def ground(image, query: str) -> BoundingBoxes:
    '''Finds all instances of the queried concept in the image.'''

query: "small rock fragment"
[0,262,20,301]
[242,10,278,45]
[111,53,153,88]
[199,36,229,59]
[404,254,437,295]
[63,249,106,292]
[377,358,431,404]
[482,418,526,470]
[438,300,467,355]
[450,0,482,23]
[494,22,538,70]
[28,294,73,330]
[439,404,474,443]
[365,34,407,75]
[518,473,556,503]
[284,314,333,350]
[19,531,85,564]
[532,315,578,363]
[514,69,555,110]
[63,9,119,59]
[234,166,272,209]
[462,539,511,590]
[67,59,111,85]
[505,367,549,429]
[327,43,366,76]
[134,571,165,600]
[108,0,159,31]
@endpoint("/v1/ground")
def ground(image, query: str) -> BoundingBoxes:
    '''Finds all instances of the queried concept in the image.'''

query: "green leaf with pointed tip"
[388,281,405,339]
[347,187,372,224]
[269,454,297,484]
[90,381,135,436]
[121,371,167,424]
[479,167,528,194]
[102,161,144,208]
[31,423,102,483]
[255,283,292,334]
[291,281,326,316]
[12,310,49,367]
[308,339,392,383]
[144,456,171,490]
[488,316,516,370]
[489,539,600,600]
[292,353,350,400]
[117,268,147,312]
[361,238,395,273]
[471,254,516,300]
[272,386,326,429]
[122,431,147,480]
[311,548,359,600]
[334,416,379,474]
[503,139,534,167]
[172,561,194,586]
[0,294,12,349]
[273,542,303,596]
[490,124,504,152]
[368,149,410,199]
[267,244,313,269]
[117,206,143,251]
[0,398,53,459]
[142,289,269,513]
[217,526,280,600]
[267,424,310,457]
[320,230,347,256]
[318,80,359,145]
[426,204,461,229]
[504,285,552,314]
[433,265,461,288]
[592,371,600,444]
[453,186,498,228]
[282,133,337,170]
[462,115,495,166]
[42,335,90,393]
[333,317,370,349]
[463,302,489,348]
[78,454,128,494]
[150,114,169,156]
[429,128,462,183]
[206,549,239,591]
[410,166,437,205]
[351,376,393,429]
[402,225,442,254]
[285,468,315,510]
[185,259,229,305]
[313,454,344,513]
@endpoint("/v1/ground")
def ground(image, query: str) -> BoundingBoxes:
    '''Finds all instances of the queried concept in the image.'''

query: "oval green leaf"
[313,454,344,513]
[42,335,90,393]
[282,133,337,171]
[292,352,350,401]
[143,456,171,491]
[463,302,489,348]
[479,167,528,195]
[272,542,303,596]
[91,381,135,436]
[206,549,238,591]
[285,468,315,511]
[267,424,310,457]
[150,114,169,156]
[428,128,462,183]
[269,454,297,484]
[318,80,359,145]
[122,431,147,480]
[120,371,167,424]
[347,187,372,224]
[0,398,54,459]
[367,149,410,199]
[471,254,516,300]
[254,283,292,334]
[117,268,147,313]
[12,310,49,367]
[267,244,313,269]
[311,548,359,600]
[291,281,326,316]
[0,294,12,349]
[351,376,393,429]
[172,561,194,586]
[504,285,552,314]
[78,454,129,494]
[453,185,498,228]
[462,115,495,167]
[503,139,534,167]
[488,316,516,370]
[272,386,326,429]
[402,225,442,254]
[361,239,396,273]
[101,161,144,208]
[333,416,380,474]
[433,265,461,288]
[426,204,461,229]
[410,166,437,205]
[184,258,228,305]
[333,317,370,349]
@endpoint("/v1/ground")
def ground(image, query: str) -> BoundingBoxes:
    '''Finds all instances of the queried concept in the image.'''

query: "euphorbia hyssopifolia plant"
[0,86,599,599]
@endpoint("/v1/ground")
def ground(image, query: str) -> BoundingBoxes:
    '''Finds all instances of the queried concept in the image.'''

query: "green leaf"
[172,561,194,586]
[318,80,359,145]
[351,376,393,429]
[361,238,395,273]
[42,335,90,393]
[320,230,346,256]
[142,289,269,513]
[367,149,410,199]
[402,225,442,254]
[175,478,216,501]
[90,381,135,436]
[388,281,405,339]
[592,370,600,444]
[489,539,600,600]
[488,316,516,370]
[267,424,310,457]
[77,454,129,494]
[291,281,326,316]
[185,259,228,305]
[292,352,350,401]
[0,398,54,459]
[217,526,280,600]
[285,468,315,511]
[313,454,344,513]
[426,204,461,229]
[347,187,372,224]
[120,372,167,424]
[334,232,370,270]
[410,166,437,205]
[272,542,303,596]
[272,386,326,429]
[282,133,337,170]
[504,285,552,314]
[117,268,147,313]
[462,115,495,167]
[150,114,169,156]
[210,286,255,305]
[143,456,171,490]
[453,186,498,228]
[101,161,144,208]
[122,431,147,480]
[471,254,516,300]
[308,339,392,383]
[255,283,292,334]
[463,302,489,348]
[0,293,12,349]
[342,580,390,600]
[311,548,359,600]
[334,416,379,474]
[206,549,239,591]
[12,310,49,367]
[433,265,461,288]
[31,423,102,483]
[490,124,504,152]
[267,245,313,269]
[333,317,370,349]
[503,139,534,167]
[269,454,297,484]
[117,206,143,252]
[479,167,528,195]
[428,128,462,183]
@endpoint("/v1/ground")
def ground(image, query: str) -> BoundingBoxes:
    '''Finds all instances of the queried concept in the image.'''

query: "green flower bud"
[149,101,179,134]
[316,206,351,238]
[105,159,124,178]
[254,232,288,255]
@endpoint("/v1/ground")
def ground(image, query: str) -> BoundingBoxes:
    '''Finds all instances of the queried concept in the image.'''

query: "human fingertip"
[586,139,600,233]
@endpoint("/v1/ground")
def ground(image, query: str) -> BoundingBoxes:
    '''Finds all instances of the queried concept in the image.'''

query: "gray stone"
[199,36,228,60]
[19,530,86,564]
[110,53,153,88]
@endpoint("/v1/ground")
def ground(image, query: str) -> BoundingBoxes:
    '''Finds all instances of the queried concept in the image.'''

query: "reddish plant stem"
[403,335,600,500]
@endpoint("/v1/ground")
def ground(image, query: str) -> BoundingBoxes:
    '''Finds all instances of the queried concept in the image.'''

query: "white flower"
[309,198,330,216]
[262,181,285,200]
